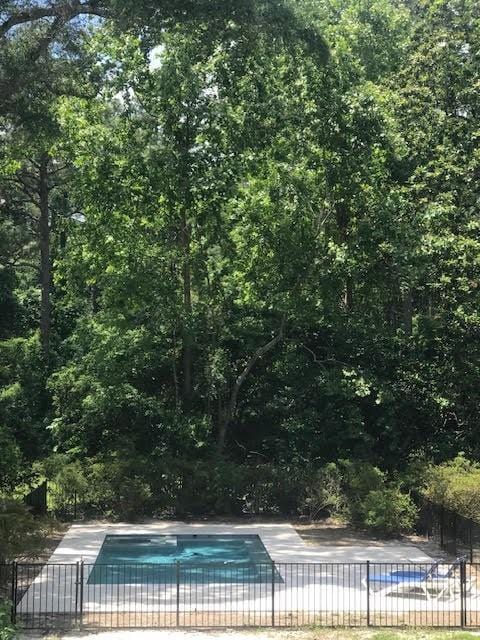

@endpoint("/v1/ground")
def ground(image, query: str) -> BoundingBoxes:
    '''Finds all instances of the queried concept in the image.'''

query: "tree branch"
[0,1,107,38]
[0,259,38,271]
[300,344,349,368]
[5,175,41,208]
[229,317,286,421]
[217,317,286,453]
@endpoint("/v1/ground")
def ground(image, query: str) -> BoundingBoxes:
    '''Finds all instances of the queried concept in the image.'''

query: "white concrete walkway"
[46,522,434,565]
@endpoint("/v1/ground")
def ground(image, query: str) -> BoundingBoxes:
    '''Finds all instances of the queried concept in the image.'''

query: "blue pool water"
[87,534,282,584]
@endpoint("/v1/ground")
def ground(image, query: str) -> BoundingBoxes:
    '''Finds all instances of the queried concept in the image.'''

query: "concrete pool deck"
[47,522,434,565]
[18,522,444,615]
[18,522,462,622]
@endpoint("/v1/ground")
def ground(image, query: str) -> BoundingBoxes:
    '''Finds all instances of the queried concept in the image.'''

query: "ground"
[19,520,462,638]
[20,628,480,640]
[294,521,447,561]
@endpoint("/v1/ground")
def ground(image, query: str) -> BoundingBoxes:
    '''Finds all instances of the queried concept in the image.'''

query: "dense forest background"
[0,0,479,522]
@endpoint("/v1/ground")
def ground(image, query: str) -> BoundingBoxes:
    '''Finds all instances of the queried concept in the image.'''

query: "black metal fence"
[1,561,480,630]
[23,483,48,516]
[23,481,84,520]
[418,499,480,563]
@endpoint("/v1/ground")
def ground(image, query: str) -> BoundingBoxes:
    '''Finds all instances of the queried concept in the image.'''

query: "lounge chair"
[365,556,468,600]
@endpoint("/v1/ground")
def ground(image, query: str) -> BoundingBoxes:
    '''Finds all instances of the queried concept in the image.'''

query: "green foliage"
[157,458,246,517]
[0,336,49,466]
[84,455,152,521]
[0,0,479,541]
[0,426,22,492]
[423,456,480,522]
[343,461,385,499]
[301,463,346,520]
[360,488,418,536]
[37,454,416,537]
[0,601,15,640]
[308,460,419,535]
[341,461,385,523]
[38,455,89,517]
[0,500,51,562]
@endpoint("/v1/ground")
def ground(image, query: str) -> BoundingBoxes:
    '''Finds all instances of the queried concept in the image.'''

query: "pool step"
[156,535,177,546]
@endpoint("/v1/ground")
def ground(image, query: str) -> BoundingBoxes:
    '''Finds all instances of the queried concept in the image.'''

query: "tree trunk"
[38,154,51,360]
[181,209,193,408]
[402,287,413,335]
[172,328,180,410]
[335,202,352,311]
[343,278,353,310]
[217,319,286,454]
[217,407,229,456]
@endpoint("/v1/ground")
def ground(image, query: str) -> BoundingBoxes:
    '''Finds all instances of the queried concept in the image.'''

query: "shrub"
[242,464,307,516]
[150,459,307,517]
[423,455,480,520]
[0,600,15,640]
[342,460,385,496]
[341,460,386,523]
[360,488,418,535]
[0,500,50,562]
[85,456,152,520]
[149,458,242,517]
[28,453,421,535]
[320,460,419,535]
[301,463,346,520]
[0,427,22,492]
[43,458,89,517]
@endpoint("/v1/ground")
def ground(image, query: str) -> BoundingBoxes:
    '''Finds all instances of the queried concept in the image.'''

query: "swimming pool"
[87,534,282,584]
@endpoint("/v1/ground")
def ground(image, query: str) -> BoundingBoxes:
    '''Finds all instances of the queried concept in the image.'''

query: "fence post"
[271,561,275,627]
[440,505,445,549]
[366,561,371,627]
[469,520,474,564]
[453,512,458,557]
[79,561,84,630]
[74,562,80,626]
[460,559,467,628]
[10,561,17,625]
[176,561,180,628]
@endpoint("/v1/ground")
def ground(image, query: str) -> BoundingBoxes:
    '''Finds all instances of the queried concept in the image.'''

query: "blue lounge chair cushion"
[370,570,427,584]
[368,556,466,588]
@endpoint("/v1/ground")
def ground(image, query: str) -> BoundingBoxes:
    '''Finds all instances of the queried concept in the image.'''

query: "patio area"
[10,522,480,629]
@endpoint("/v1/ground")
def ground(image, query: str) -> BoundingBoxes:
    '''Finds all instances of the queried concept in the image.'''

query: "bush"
[41,456,89,517]
[359,488,418,535]
[301,463,346,520]
[317,460,419,535]
[0,601,15,640]
[29,453,420,536]
[0,427,22,492]
[0,500,50,562]
[150,459,307,517]
[172,459,245,516]
[341,460,386,524]
[423,455,480,520]
[85,456,152,520]
[242,464,307,516]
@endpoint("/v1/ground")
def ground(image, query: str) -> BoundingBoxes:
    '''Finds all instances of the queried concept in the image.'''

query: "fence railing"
[23,482,47,516]
[417,499,480,563]
[1,561,480,630]
[23,481,84,520]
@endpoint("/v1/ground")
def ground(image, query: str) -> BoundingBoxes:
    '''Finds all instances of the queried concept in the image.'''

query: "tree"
[1,0,480,520]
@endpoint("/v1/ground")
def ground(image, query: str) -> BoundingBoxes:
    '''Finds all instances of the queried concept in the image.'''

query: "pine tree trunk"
[38,154,51,360]
[181,209,193,408]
